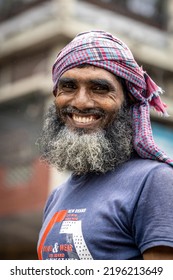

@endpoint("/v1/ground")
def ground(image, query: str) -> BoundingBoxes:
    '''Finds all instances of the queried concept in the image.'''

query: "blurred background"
[0,0,173,260]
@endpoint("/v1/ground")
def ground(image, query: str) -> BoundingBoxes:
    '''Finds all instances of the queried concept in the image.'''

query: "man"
[37,30,173,260]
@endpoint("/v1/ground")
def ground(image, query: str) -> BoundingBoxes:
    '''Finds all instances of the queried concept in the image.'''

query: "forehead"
[60,66,119,83]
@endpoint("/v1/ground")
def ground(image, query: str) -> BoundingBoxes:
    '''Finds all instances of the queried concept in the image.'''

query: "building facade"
[0,0,173,259]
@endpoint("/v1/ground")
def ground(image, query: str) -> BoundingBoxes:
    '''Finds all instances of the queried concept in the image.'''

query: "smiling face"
[54,66,125,132]
[38,65,133,174]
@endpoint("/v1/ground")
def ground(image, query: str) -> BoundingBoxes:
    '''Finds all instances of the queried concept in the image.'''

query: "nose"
[70,87,95,111]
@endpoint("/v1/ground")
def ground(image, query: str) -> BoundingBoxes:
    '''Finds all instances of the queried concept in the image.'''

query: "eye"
[92,84,109,94]
[59,82,77,93]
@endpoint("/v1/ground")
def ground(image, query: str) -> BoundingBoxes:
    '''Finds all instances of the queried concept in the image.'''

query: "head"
[38,30,173,171]
[39,64,134,174]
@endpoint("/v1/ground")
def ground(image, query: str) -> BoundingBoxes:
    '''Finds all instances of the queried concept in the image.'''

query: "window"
[127,0,160,17]
[0,0,48,21]
[82,0,167,29]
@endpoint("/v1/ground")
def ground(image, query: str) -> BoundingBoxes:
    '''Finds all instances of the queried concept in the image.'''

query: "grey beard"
[38,104,133,174]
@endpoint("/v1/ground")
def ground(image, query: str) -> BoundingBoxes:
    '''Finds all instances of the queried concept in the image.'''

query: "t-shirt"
[37,155,173,260]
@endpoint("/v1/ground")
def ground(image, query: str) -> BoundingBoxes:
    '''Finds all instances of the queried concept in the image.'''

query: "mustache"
[59,106,106,117]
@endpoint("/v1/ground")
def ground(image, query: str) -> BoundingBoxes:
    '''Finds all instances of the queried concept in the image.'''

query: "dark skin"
[55,66,125,132]
[55,66,173,260]
[143,246,173,260]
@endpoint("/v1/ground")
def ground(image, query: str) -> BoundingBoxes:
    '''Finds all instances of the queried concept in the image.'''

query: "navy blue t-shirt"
[38,156,173,260]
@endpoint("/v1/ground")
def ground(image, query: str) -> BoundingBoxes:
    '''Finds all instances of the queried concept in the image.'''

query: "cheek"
[97,88,124,111]
[100,98,122,114]
[99,98,123,125]
[54,97,67,120]
[55,96,68,108]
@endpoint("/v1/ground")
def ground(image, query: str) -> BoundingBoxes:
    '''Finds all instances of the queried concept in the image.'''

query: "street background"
[0,0,173,259]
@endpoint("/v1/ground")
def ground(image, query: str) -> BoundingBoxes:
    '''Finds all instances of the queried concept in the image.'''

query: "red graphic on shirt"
[38,209,67,260]
[38,208,92,260]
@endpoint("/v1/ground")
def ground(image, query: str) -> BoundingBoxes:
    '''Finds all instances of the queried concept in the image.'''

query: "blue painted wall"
[152,122,173,158]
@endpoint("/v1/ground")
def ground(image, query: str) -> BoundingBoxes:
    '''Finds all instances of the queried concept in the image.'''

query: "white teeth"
[72,114,96,123]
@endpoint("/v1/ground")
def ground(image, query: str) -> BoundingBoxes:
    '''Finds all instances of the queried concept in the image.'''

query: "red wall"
[0,160,49,216]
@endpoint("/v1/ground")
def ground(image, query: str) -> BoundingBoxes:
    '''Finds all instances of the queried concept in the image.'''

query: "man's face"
[55,66,125,132]
[38,66,133,174]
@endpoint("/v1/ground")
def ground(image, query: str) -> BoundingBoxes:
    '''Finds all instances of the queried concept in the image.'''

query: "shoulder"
[119,155,173,178]
[107,156,173,196]
[133,157,173,185]
[91,155,173,192]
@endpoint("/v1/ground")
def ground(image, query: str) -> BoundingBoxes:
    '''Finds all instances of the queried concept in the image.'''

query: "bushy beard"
[38,103,133,174]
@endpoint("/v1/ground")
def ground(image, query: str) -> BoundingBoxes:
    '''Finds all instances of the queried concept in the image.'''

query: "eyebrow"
[58,77,77,86]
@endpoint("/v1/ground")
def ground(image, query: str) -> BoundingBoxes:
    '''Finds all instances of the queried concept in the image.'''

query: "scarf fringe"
[147,87,164,101]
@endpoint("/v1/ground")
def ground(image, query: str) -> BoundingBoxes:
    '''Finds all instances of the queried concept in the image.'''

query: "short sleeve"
[132,164,173,254]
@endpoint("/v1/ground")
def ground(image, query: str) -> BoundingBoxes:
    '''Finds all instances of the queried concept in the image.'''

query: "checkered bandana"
[52,30,173,167]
